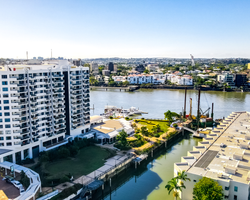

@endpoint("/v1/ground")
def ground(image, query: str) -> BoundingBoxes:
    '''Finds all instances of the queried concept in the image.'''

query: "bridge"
[90,86,139,92]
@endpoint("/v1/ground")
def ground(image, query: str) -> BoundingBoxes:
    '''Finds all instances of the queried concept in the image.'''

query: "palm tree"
[165,178,184,200]
[176,171,191,186]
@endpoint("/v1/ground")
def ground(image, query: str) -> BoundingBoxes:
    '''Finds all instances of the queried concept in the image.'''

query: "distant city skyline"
[1,0,250,59]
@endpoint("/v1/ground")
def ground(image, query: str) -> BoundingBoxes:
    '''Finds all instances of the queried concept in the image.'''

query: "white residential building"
[112,76,127,83]
[0,60,90,163]
[175,112,250,200]
[217,73,235,87]
[127,74,154,84]
[170,75,193,85]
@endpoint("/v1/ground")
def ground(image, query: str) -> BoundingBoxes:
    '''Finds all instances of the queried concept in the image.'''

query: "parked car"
[12,180,22,189]
[20,186,25,195]
[4,176,14,184]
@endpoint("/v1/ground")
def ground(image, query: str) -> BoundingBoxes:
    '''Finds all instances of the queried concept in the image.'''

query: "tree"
[176,171,190,187]
[193,177,223,200]
[115,130,131,150]
[144,69,149,74]
[164,110,179,125]
[165,178,184,200]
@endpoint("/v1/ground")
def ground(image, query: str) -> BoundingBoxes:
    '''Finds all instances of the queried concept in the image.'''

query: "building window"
[0,119,2,122]
[4,106,9,110]
[2,88,8,91]
[0,125,2,128]
[0,137,3,140]
[225,186,229,191]
[2,75,7,79]
[6,136,11,140]
[0,143,4,146]
[6,143,12,146]
[3,94,8,98]
[2,81,8,85]
[3,100,9,104]
[5,125,11,128]
[234,195,237,200]
[5,131,11,134]
[234,186,238,192]
[5,118,10,122]
[4,112,10,116]
[193,180,196,182]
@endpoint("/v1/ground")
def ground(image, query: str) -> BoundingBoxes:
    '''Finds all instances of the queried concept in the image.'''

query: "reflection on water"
[91,89,250,120]
[102,136,201,200]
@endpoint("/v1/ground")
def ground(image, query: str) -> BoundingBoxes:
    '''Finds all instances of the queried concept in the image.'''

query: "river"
[90,89,250,200]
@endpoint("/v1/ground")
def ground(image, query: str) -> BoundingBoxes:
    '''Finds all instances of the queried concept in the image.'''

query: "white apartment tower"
[0,60,90,163]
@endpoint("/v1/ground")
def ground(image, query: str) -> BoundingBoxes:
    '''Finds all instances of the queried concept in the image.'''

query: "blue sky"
[1,0,250,59]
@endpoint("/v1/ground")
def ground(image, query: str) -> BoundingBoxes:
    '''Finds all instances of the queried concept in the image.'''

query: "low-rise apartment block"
[175,111,250,200]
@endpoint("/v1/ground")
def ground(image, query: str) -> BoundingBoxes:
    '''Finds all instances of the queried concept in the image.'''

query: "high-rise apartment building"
[0,60,90,163]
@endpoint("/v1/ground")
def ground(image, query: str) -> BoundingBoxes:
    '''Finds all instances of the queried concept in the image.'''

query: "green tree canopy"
[164,110,180,125]
[115,130,131,150]
[193,177,223,200]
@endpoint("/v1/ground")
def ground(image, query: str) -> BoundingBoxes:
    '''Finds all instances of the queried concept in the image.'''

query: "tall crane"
[190,54,195,67]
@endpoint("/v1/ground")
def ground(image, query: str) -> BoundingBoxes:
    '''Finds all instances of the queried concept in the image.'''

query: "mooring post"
[110,178,112,188]
[151,150,153,157]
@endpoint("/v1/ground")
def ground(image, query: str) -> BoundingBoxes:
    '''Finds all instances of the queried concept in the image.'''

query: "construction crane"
[190,54,195,67]
[189,98,193,120]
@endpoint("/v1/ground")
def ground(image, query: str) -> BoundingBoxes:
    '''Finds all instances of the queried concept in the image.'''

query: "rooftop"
[184,112,250,184]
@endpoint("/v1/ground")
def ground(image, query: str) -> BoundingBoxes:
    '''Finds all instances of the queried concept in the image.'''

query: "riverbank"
[90,85,250,92]
[92,130,200,200]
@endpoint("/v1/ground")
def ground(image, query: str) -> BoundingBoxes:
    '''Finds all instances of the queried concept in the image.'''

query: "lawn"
[44,146,113,179]
[137,120,169,135]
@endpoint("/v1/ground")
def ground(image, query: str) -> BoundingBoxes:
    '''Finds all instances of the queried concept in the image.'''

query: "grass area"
[44,146,113,179]
[137,119,169,135]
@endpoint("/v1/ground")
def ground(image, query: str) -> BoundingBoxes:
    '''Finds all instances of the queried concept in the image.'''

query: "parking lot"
[0,177,20,199]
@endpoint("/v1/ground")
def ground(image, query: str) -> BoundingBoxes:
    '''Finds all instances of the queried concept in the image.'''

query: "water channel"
[90,89,250,200]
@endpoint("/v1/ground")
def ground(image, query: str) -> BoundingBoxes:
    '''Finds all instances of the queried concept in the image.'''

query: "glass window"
[2,75,7,79]
[3,94,8,98]
[5,131,11,134]
[0,137,3,140]
[5,118,10,122]
[0,107,1,110]
[225,186,229,191]
[6,143,11,146]
[3,100,9,104]
[2,88,8,91]
[0,119,2,122]
[4,106,9,110]
[0,113,1,116]
[6,136,11,140]
[4,112,10,116]
[5,125,11,128]
[0,125,2,128]
[234,186,238,192]
[2,81,8,85]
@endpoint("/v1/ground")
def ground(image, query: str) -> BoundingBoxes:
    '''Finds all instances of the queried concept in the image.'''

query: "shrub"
[21,158,35,165]
[60,176,70,183]
[125,117,129,120]
[20,170,30,189]
[173,124,178,128]
[58,147,70,159]
[109,116,113,119]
